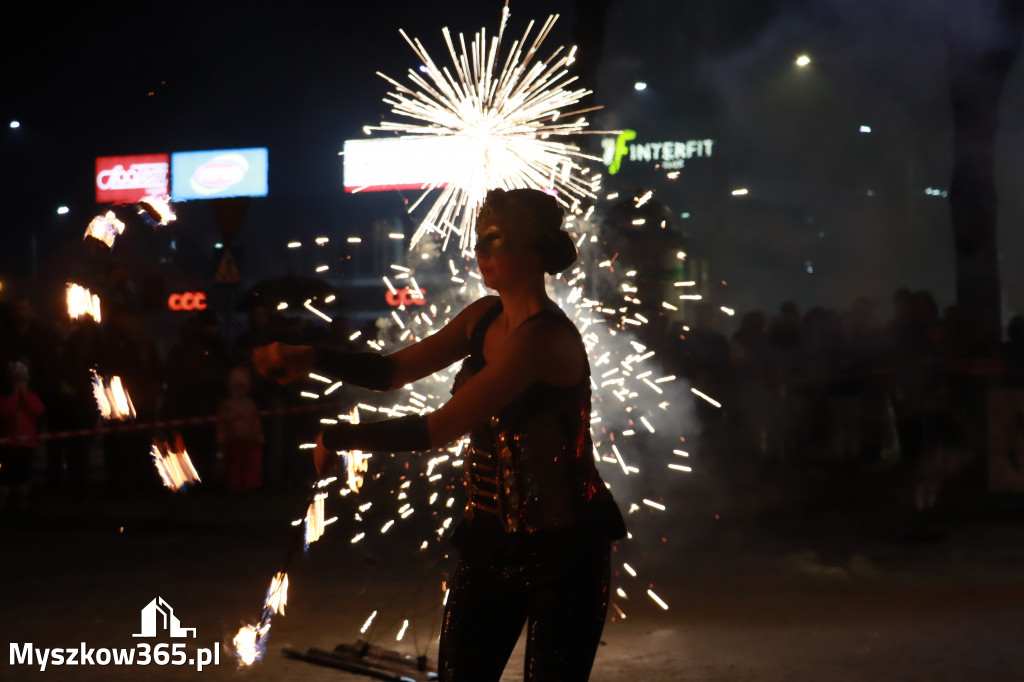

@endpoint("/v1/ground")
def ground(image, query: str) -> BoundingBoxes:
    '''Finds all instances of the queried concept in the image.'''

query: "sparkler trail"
[365,2,608,255]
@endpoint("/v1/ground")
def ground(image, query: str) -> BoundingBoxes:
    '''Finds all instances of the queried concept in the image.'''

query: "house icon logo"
[133,597,196,638]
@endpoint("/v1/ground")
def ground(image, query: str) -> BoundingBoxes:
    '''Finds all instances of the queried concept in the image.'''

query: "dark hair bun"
[540,229,577,274]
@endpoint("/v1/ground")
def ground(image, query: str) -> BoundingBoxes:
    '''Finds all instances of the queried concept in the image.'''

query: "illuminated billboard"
[95,154,170,204]
[343,137,468,192]
[171,148,268,200]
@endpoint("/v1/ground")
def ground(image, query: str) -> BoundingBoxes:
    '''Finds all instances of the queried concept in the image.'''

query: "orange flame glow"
[66,283,101,322]
[90,370,136,421]
[84,211,125,248]
[150,434,201,491]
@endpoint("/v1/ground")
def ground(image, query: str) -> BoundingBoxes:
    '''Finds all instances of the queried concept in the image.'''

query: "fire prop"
[84,211,125,248]
[149,434,201,491]
[138,195,176,225]
[90,370,136,421]
[66,283,102,322]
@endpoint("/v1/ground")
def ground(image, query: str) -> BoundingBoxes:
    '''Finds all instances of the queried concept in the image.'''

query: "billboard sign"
[343,137,473,192]
[95,154,170,204]
[599,129,714,175]
[171,148,268,200]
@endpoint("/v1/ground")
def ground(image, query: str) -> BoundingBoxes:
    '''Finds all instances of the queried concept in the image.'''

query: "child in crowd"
[217,365,263,491]
[0,361,45,511]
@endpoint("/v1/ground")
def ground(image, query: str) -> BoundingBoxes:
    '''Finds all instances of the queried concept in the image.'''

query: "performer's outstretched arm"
[314,314,584,473]
[253,296,499,390]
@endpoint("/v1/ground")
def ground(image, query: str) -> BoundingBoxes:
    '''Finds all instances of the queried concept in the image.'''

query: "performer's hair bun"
[480,188,577,274]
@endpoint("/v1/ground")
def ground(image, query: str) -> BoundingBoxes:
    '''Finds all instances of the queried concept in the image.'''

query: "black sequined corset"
[454,300,609,536]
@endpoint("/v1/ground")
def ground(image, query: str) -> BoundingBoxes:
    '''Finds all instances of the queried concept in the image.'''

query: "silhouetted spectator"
[0,361,44,511]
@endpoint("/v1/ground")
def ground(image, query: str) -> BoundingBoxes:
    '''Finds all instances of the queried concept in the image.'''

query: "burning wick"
[66,283,102,323]
[150,434,201,491]
[90,370,136,421]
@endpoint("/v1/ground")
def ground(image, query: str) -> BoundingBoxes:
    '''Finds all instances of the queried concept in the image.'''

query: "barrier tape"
[0,399,351,446]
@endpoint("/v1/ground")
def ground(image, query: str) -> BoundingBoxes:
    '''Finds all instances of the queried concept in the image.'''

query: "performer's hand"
[313,431,339,477]
[252,342,315,385]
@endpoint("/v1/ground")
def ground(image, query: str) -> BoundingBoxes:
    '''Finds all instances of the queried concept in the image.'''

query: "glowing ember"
[368,5,605,254]
[66,283,102,322]
[90,370,136,421]
[265,572,288,616]
[150,434,201,491]
[84,211,125,248]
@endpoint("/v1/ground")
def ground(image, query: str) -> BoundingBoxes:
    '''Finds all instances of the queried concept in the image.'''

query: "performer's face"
[475,223,539,290]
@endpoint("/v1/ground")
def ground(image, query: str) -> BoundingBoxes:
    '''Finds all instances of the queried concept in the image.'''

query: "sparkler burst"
[366,3,604,254]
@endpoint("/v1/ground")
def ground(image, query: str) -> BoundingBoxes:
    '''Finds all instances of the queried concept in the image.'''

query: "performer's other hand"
[252,342,315,385]
[314,431,339,477]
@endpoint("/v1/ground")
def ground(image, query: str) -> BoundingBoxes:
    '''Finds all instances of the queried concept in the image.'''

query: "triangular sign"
[214,249,241,284]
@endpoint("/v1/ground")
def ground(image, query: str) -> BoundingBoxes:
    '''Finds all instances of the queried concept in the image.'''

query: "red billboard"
[95,154,170,204]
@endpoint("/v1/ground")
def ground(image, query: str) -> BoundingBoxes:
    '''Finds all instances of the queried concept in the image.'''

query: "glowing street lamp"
[795,54,811,67]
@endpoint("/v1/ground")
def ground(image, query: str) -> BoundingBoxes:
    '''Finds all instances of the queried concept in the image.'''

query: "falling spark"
[303,299,333,323]
[360,610,378,634]
[647,589,669,610]
[397,619,409,641]
[367,7,606,255]
[150,434,201,491]
[90,370,136,421]
[690,387,722,408]
[84,211,125,248]
[66,283,102,322]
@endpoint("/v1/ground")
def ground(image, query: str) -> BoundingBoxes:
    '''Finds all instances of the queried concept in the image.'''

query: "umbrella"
[237,276,341,311]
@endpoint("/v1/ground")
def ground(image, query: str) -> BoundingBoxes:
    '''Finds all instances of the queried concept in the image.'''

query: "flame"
[343,409,370,493]
[138,195,176,225]
[265,572,288,616]
[305,493,327,546]
[84,211,125,248]
[150,434,201,491]
[90,370,136,421]
[232,620,270,666]
[66,283,101,322]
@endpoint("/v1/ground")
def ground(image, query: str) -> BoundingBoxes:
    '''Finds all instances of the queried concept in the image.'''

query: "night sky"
[3,0,1023,327]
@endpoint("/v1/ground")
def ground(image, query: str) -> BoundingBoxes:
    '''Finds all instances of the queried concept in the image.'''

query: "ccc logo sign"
[385,287,427,307]
[167,292,208,311]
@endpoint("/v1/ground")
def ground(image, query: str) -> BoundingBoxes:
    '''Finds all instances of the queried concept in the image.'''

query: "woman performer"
[254,187,625,682]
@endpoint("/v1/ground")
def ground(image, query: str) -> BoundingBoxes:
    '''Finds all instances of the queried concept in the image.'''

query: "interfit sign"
[95,154,170,204]
[171,148,268,201]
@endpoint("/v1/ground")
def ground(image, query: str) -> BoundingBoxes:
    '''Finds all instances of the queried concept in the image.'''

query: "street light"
[795,54,811,67]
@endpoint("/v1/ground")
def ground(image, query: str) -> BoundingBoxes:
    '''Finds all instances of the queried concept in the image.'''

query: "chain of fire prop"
[71,197,199,491]
[230,8,729,671]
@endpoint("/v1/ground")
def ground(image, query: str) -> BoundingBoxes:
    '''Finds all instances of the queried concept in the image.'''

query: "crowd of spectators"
[0,294,361,506]
[2,283,1023,514]
[668,289,1024,515]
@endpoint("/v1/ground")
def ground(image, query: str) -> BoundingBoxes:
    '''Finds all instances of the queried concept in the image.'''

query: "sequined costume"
[439,300,623,682]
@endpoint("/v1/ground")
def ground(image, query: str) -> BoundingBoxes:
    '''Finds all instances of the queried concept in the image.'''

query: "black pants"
[438,534,610,682]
